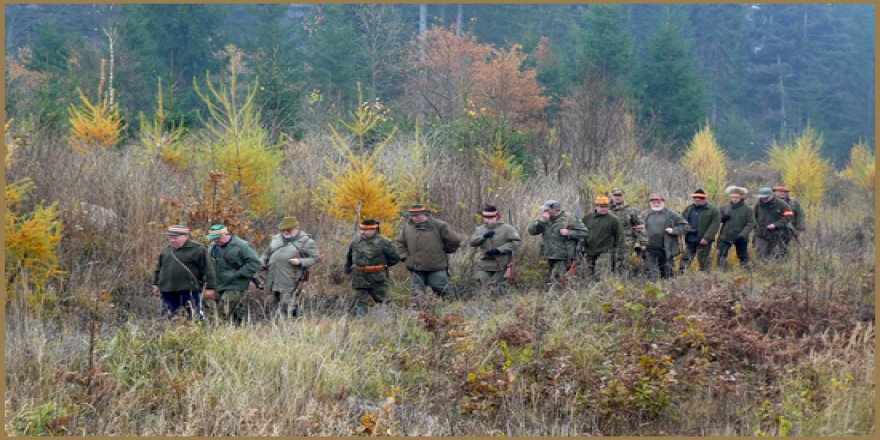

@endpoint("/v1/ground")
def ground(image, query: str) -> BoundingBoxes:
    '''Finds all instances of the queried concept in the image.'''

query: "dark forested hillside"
[4,3,874,162]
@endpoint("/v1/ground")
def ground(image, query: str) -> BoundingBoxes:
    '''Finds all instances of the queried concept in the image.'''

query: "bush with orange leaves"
[67,59,124,152]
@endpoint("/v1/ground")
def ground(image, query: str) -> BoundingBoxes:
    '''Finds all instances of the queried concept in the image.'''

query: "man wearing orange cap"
[345,219,400,316]
[638,194,689,279]
[581,195,624,281]
[773,185,805,245]
[678,189,721,274]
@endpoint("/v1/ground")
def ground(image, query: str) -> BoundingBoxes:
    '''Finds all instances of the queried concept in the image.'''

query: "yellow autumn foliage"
[582,169,647,205]
[477,136,524,199]
[839,142,875,202]
[138,77,188,169]
[5,178,65,311]
[394,125,431,208]
[67,60,124,151]
[768,125,831,210]
[194,48,281,216]
[317,91,400,237]
[682,125,729,202]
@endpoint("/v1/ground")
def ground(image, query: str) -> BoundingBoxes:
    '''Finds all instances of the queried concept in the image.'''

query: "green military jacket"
[754,198,793,239]
[680,203,722,243]
[207,235,262,292]
[780,196,806,232]
[582,211,623,256]
[610,203,642,246]
[153,239,217,293]
[638,208,689,258]
[527,211,589,260]
[468,221,521,271]
[718,200,756,242]
[345,234,400,289]
[261,231,321,292]
[395,217,462,272]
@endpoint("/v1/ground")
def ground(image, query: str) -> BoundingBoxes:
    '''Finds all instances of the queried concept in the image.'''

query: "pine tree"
[576,4,634,93]
[636,17,708,151]
[305,5,365,108]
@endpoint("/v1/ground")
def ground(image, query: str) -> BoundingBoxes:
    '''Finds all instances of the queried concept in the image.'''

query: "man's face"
[360,228,377,239]
[411,213,428,224]
[483,214,499,224]
[282,228,299,238]
[612,194,624,205]
[215,233,232,245]
[545,208,561,217]
[649,199,664,209]
[760,194,774,203]
[729,193,743,204]
[596,205,610,215]
[774,190,788,199]
[693,197,707,206]
[168,234,188,249]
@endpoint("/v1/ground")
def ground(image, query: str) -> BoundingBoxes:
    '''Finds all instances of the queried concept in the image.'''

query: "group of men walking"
[151,185,804,320]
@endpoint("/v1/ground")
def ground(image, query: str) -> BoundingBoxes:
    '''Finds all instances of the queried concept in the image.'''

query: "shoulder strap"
[169,246,201,290]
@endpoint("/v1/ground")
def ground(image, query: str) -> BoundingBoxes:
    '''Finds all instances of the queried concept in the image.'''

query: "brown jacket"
[395,217,462,271]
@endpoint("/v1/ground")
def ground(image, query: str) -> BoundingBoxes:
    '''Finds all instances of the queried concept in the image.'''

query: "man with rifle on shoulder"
[261,216,321,318]
[468,204,521,297]
[527,200,588,288]
[205,224,262,323]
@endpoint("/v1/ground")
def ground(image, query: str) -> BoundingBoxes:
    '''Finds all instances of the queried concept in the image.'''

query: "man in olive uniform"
[527,200,589,286]
[581,196,624,282]
[205,224,262,323]
[716,186,756,269]
[773,185,805,245]
[638,195,689,280]
[152,225,216,319]
[609,187,644,274]
[345,219,401,316]
[468,204,521,296]
[261,216,321,317]
[753,187,794,261]
[395,204,462,299]
[678,189,721,274]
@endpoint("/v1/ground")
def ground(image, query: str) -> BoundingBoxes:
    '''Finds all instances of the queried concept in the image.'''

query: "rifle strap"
[169,247,202,292]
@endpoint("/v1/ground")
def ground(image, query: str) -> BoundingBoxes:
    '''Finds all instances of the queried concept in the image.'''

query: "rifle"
[568,207,584,274]
[504,208,516,279]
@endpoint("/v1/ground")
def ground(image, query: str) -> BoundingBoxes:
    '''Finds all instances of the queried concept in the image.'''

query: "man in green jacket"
[261,216,321,318]
[345,219,401,316]
[581,196,623,282]
[773,185,806,245]
[395,204,462,299]
[468,204,521,296]
[679,189,721,274]
[638,195,689,280]
[716,186,756,269]
[609,187,644,274]
[205,224,262,323]
[527,200,589,286]
[152,225,216,319]
[754,187,794,261]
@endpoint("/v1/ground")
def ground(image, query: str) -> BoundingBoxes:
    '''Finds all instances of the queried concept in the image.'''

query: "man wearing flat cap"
[753,187,793,261]
[717,186,756,269]
[345,219,401,316]
[638,194,689,279]
[609,187,644,274]
[261,216,321,317]
[469,204,521,296]
[581,196,624,282]
[678,189,721,274]
[773,185,805,245]
[205,224,262,323]
[527,199,589,286]
[152,225,216,319]
[395,204,462,299]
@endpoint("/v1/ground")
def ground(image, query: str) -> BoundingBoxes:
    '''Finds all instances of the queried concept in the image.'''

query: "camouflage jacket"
[468,221,521,271]
[345,234,400,288]
[610,203,642,247]
[527,211,589,260]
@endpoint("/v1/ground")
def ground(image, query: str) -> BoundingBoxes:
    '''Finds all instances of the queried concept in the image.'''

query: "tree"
[839,142,875,205]
[681,124,729,202]
[636,17,707,151]
[576,4,634,93]
[353,4,408,103]
[767,125,831,211]
[304,4,364,107]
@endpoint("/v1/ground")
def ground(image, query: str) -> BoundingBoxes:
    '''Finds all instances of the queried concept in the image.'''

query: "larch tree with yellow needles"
[682,124,729,202]
[138,78,187,169]
[839,141,875,205]
[317,88,400,237]
[768,125,831,211]
[67,59,125,152]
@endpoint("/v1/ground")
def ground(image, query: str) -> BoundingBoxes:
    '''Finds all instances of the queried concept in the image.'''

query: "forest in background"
[4,3,876,436]
[4,3,875,163]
